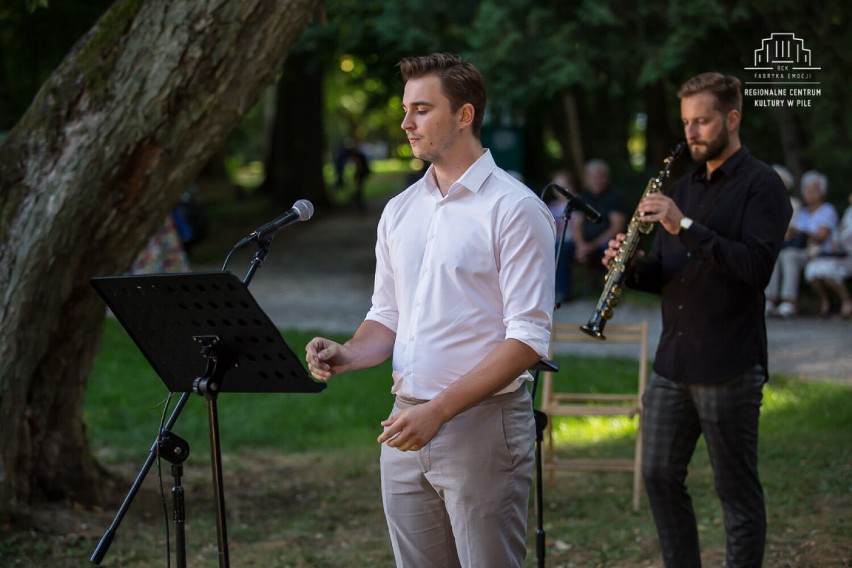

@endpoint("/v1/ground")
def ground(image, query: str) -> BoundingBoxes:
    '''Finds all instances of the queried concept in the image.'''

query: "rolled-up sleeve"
[500,195,556,358]
[365,212,399,333]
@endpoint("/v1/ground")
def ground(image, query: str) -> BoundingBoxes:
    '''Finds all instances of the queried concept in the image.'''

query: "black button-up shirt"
[628,147,792,384]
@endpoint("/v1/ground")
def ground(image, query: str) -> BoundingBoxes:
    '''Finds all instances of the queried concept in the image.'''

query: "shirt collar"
[423,149,496,196]
[691,145,749,182]
[456,149,495,194]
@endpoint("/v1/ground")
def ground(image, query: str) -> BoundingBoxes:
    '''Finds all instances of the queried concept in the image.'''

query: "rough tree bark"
[0,0,320,520]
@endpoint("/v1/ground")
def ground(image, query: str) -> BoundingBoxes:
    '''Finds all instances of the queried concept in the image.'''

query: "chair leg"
[632,415,643,512]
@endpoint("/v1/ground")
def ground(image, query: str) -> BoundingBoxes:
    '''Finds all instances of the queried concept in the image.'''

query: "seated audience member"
[805,192,852,318]
[566,159,627,293]
[766,170,837,317]
[131,215,191,275]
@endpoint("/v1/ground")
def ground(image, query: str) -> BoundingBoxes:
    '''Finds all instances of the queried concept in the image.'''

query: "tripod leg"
[90,392,191,565]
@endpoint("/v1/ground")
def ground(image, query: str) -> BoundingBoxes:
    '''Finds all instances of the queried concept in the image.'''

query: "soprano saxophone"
[580,141,686,339]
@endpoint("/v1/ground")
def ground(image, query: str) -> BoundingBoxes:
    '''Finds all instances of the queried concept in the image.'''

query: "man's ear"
[726,109,741,132]
[458,103,475,130]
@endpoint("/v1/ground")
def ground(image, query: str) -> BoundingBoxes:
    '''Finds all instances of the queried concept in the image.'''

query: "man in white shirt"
[306,53,555,567]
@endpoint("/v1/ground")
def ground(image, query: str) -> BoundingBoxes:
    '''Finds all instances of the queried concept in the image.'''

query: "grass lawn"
[2,318,848,567]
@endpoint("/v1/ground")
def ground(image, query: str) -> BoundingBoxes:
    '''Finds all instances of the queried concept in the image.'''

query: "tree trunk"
[0,0,319,519]
[261,48,331,209]
[550,92,585,190]
[521,101,547,189]
[643,78,678,172]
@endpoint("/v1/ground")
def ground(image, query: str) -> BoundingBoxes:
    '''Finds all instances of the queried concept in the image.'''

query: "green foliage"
[0,0,114,128]
[468,1,596,107]
[25,0,49,11]
[370,0,478,56]
[6,0,849,200]
[324,53,402,149]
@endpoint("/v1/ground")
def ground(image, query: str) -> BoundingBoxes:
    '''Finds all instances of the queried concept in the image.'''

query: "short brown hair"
[677,72,742,114]
[397,53,487,138]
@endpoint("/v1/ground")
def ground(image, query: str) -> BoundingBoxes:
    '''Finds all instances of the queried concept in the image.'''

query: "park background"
[0,1,849,566]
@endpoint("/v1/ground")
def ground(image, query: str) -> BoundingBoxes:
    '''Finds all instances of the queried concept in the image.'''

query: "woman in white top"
[765,170,837,317]
[805,192,852,318]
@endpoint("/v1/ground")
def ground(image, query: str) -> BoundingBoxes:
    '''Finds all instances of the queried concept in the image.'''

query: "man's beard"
[689,128,729,162]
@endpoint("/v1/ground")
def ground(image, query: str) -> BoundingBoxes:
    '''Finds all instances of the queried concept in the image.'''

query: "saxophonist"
[603,72,791,567]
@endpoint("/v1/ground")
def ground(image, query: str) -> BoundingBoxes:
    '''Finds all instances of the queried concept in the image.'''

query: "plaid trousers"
[641,367,766,568]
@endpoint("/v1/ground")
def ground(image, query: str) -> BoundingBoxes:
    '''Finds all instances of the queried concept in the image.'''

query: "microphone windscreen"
[293,199,314,221]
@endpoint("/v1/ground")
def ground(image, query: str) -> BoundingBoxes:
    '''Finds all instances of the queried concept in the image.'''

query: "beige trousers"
[380,387,535,568]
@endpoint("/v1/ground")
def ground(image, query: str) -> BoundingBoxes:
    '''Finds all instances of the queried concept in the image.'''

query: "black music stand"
[89,271,325,567]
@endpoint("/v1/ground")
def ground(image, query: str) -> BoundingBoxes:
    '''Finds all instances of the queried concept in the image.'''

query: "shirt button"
[678,304,683,310]
[409,336,414,342]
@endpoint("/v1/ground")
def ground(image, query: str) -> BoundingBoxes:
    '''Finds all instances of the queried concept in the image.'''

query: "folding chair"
[541,320,649,512]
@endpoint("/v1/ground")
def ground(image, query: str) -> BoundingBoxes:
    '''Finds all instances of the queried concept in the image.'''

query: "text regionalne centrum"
[743,88,822,97]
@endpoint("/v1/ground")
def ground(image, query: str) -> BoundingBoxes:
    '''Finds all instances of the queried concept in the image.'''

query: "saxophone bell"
[580,313,606,339]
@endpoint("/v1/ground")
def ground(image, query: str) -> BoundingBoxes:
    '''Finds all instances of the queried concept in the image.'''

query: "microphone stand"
[240,236,272,284]
[529,186,587,567]
[554,196,573,309]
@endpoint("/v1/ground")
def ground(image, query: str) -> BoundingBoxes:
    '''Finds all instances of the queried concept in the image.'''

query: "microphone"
[235,199,314,249]
[546,183,602,223]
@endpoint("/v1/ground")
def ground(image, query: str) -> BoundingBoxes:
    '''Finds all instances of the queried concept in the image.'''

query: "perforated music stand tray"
[91,271,324,394]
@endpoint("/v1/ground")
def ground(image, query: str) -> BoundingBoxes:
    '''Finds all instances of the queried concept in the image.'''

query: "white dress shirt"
[365,150,556,399]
